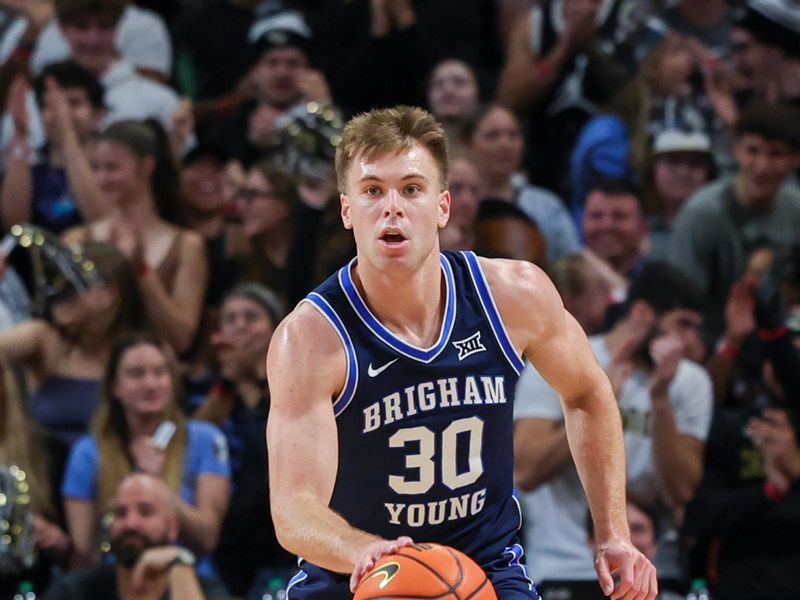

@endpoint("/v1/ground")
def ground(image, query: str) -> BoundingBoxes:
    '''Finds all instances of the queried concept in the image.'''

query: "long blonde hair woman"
[61,333,230,568]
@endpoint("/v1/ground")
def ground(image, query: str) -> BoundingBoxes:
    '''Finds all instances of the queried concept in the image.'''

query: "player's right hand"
[594,538,657,600]
[350,536,414,592]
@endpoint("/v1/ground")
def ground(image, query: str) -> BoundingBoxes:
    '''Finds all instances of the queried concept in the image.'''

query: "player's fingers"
[646,562,658,600]
[609,559,634,600]
[594,555,614,596]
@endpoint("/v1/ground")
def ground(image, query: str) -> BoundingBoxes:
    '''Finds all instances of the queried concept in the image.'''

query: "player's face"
[341,145,450,271]
[113,343,174,419]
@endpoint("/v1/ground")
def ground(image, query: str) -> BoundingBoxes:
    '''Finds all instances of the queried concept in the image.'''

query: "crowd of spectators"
[0,0,798,599]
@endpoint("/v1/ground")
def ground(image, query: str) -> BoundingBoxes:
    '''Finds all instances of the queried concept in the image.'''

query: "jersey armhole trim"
[301,294,358,417]
[461,252,525,374]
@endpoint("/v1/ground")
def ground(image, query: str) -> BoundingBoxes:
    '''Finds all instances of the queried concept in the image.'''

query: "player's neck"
[353,253,445,348]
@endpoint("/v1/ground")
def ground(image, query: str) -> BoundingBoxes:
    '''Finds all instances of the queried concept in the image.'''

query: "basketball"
[353,543,497,600]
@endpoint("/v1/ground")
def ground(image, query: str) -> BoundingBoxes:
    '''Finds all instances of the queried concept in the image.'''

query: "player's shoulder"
[475,256,564,340]
[475,255,559,307]
[269,300,346,367]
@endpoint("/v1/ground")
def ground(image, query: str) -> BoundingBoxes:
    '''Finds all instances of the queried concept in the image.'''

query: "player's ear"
[341,193,353,230]
[437,190,451,230]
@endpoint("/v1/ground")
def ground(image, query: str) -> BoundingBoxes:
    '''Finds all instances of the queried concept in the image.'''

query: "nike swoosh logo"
[367,358,399,377]
[363,562,400,589]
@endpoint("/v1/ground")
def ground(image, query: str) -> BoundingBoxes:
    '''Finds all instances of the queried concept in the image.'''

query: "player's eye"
[404,185,421,195]
[364,186,382,196]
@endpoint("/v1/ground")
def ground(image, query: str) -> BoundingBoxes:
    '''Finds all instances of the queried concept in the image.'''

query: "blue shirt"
[62,420,230,503]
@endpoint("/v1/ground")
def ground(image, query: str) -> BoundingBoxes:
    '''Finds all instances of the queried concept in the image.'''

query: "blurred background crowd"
[0,0,798,599]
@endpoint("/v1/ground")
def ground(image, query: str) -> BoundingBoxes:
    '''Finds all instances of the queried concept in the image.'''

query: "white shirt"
[514,335,713,582]
[1,60,180,153]
[30,5,172,77]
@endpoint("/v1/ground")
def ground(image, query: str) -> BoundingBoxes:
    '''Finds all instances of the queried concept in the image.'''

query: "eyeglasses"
[236,188,278,203]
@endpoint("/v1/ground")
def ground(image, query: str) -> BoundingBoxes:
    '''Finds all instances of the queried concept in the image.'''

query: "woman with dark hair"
[64,119,208,353]
[233,160,297,303]
[465,103,581,266]
[0,241,148,446]
[189,283,294,595]
[61,333,230,577]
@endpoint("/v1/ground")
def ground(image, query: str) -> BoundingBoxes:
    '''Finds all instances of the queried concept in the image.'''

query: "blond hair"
[335,106,449,193]
[0,357,55,519]
[93,334,187,512]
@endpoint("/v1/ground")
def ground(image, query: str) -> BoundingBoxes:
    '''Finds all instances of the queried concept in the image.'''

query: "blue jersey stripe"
[303,294,358,416]
[462,252,525,373]
[503,543,536,590]
[337,255,457,363]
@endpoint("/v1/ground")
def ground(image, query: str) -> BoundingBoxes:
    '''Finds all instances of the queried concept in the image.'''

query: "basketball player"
[266,106,657,599]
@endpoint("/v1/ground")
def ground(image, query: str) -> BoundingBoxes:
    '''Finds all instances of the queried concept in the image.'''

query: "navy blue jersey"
[296,251,532,594]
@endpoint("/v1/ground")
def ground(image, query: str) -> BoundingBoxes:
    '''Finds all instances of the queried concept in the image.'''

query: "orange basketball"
[354,543,497,600]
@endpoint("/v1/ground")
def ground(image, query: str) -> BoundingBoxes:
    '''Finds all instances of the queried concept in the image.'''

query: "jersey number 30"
[388,416,484,494]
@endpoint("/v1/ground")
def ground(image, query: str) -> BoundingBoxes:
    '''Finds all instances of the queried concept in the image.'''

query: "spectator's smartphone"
[152,420,176,450]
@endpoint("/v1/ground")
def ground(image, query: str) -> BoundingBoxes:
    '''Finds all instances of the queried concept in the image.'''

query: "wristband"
[764,481,788,501]
[168,548,196,569]
[715,338,740,361]
[137,261,151,278]
[758,325,787,341]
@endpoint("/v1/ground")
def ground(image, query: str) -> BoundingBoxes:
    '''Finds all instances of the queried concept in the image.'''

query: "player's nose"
[383,189,405,217]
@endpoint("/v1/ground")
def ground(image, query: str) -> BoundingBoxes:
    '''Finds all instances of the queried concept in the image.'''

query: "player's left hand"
[350,536,414,592]
[594,538,657,600]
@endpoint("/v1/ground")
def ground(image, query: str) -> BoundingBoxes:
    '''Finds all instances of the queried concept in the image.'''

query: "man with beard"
[42,473,203,599]
[514,263,712,599]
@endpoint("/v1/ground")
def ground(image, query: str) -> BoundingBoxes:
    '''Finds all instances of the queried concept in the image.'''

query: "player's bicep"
[525,300,608,407]
[266,308,345,509]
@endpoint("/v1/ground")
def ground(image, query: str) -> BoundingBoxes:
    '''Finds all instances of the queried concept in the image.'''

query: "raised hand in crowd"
[649,332,685,401]
[562,0,599,49]
[7,74,29,140]
[170,97,195,161]
[295,68,332,106]
[604,301,654,398]
[0,0,53,33]
[747,407,800,494]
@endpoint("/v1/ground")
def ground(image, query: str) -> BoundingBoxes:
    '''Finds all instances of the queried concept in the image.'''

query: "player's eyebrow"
[357,172,429,183]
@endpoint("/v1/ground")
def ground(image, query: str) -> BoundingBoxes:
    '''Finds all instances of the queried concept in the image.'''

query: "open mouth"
[381,233,406,244]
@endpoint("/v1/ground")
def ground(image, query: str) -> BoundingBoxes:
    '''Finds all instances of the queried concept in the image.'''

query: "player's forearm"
[651,400,702,507]
[563,382,630,543]
[272,493,382,573]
